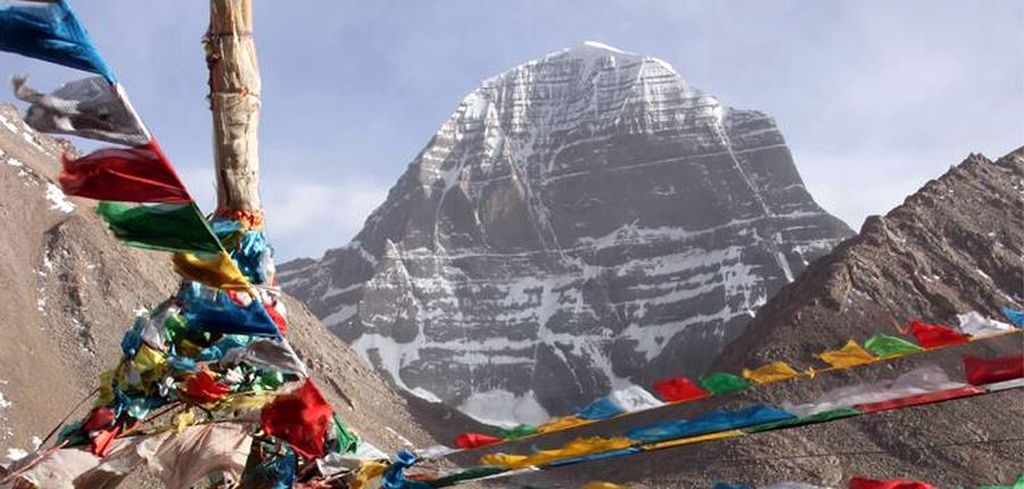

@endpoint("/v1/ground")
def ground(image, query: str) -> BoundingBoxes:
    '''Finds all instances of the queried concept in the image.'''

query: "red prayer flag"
[261,379,333,459]
[849,476,937,489]
[454,432,503,449]
[907,321,967,349]
[652,377,709,403]
[60,141,191,204]
[90,426,120,457]
[964,355,1024,385]
[182,370,232,404]
[857,385,982,414]
[265,302,289,335]
[81,406,117,432]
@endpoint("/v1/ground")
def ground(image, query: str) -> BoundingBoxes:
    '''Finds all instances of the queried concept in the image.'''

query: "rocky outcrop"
[281,42,852,423]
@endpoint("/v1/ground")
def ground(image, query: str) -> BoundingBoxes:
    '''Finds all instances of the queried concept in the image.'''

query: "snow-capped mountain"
[280,41,852,424]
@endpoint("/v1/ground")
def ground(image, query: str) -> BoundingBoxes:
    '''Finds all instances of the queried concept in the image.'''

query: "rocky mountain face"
[0,104,438,470]
[281,42,853,424]
[491,148,1023,487]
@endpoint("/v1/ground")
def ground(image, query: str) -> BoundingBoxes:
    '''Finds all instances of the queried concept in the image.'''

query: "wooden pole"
[206,0,262,218]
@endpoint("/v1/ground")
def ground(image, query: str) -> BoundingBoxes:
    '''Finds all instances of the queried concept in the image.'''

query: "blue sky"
[2,1,1021,260]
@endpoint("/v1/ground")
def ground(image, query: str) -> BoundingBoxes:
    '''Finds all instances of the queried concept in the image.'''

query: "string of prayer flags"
[181,286,280,337]
[1003,307,1024,327]
[96,202,223,254]
[816,340,876,369]
[957,311,1017,338]
[653,377,709,402]
[848,477,937,489]
[863,333,922,358]
[741,361,800,384]
[907,320,968,349]
[0,0,114,81]
[627,404,793,444]
[260,380,333,460]
[454,433,503,449]
[61,143,190,204]
[12,75,149,146]
[963,355,1024,386]
[699,372,749,395]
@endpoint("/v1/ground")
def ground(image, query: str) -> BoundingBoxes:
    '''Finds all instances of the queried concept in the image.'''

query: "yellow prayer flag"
[173,409,196,433]
[350,461,388,489]
[133,343,167,382]
[217,393,277,413]
[97,369,116,406]
[479,437,634,469]
[535,415,592,434]
[741,361,800,384]
[643,429,744,451]
[172,251,251,291]
[583,482,629,489]
[816,340,877,369]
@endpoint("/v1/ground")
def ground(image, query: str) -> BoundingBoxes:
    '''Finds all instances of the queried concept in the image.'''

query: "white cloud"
[261,179,388,261]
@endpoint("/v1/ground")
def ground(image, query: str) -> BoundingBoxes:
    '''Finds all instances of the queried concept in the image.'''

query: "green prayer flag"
[745,407,862,433]
[495,424,536,440]
[863,333,923,358]
[330,415,358,455]
[699,372,749,396]
[96,201,222,254]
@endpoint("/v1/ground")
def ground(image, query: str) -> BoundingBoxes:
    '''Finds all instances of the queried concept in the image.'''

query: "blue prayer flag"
[576,396,626,420]
[181,288,281,338]
[1002,307,1024,327]
[0,0,114,81]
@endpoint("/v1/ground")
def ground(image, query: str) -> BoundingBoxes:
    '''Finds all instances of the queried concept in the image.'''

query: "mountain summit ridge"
[281,43,853,424]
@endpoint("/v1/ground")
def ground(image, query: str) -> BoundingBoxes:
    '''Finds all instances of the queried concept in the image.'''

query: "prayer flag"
[576,396,625,420]
[816,340,876,369]
[181,370,231,404]
[0,0,114,80]
[182,289,281,337]
[742,361,800,384]
[963,355,1024,386]
[12,75,147,145]
[607,385,664,411]
[652,377,709,402]
[479,437,634,469]
[957,311,1016,338]
[908,320,967,349]
[454,433,503,449]
[699,372,749,395]
[495,424,536,440]
[745,407,861,433]
[172,251,251,291]
[848,477,937,489]
[863,333,922,358]
[61,143,190,204]
[856,385,982,414]
[96,202,222,254]
[380,450,431,489]
[1003,307,1024,327]
[261,380,334,460]
[536,416,591,434]
[783,366,964,417]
